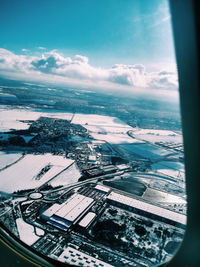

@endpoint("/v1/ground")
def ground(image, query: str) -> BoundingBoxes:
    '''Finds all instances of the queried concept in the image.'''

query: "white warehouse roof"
[107,191,186,226]
[42,194,79,219]
[42,203,61,219]
[78,212,96,228]
[55,193,85,218]
[42,193,94,224]
[95,184,110,193]
[64,197,94,222]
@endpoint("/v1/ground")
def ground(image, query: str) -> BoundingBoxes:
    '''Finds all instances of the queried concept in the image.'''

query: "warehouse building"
[94,184,110,193]
[41,193,94,231]
[78,212,96,228]
[58,247,113,267]
[107,191,186,229]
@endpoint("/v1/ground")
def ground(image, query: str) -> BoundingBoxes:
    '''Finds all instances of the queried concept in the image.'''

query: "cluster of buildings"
[58,247,113,267]
[41,193,96,232]
[32,184,186,266]
[82,165,118,178]
[29,117,89,146]
[40,186,186,234]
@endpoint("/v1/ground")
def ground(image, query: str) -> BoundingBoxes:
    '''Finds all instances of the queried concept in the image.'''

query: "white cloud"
[74,54,89,64]
[0,48,178,99]
[108,64,147,87]
[0,48,34,73]
[148,70,178,90]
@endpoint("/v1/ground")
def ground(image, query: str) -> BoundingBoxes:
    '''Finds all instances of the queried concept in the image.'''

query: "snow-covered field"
[0,154,74,193]
[131,129,183,143]
[0,151,22,170]
[0,107,73,132]
[71,113,141,144]
[91,132,143,144]
[142,188,186,204]
[72,113,131,128]
[16,218,41,246]
[85,125,132,133]
[120,143,172,160]
[151,161,185,180]
[0,107,185,192]
[49,162,81,187]
[132,129,178,135]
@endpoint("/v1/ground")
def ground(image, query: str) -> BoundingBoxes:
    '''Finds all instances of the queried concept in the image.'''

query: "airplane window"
[0,0,187,266]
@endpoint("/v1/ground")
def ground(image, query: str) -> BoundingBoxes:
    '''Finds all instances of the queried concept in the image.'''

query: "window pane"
[0,0,186,266]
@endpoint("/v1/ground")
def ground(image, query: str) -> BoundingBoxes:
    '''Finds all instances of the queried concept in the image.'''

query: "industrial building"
[101,165,117,174]
[78,212,96,228]
[107,191,186,229]
[41,193,94,231]
[94,184,110,193]
[58,247,113,267]
[117,164,129,171]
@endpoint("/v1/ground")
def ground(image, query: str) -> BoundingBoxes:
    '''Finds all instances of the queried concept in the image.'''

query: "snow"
[0,107,73,132]
[90,132,143,144]
[84,125,132,133]
[72,113,131,128]
[0,107,139,145]
[71,113,140,144]
[156,161,185,172]
[133,129,178,136]
[0,151,22,170]
[136,134,182,143]
[49,162,81,187]
[0,108,45,131]
[151,161,185,180]
[70,113,140,144]
[120,143,172,160]
[131,129,183,143]
[0,154,74,193]
[153,168,184,180]
[142,188,186,204]
[16,218,40,246]
[37,165,67,182]
[42,112,73,120]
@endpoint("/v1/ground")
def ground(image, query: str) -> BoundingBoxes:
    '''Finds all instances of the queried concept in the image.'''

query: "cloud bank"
[0,48,178,98]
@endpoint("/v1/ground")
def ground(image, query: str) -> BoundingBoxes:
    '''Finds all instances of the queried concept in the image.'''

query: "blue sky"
[0,0,178,100]
[1,0,175,68]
